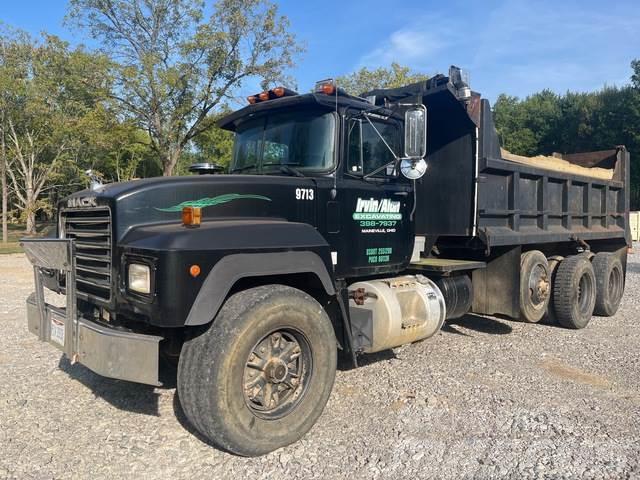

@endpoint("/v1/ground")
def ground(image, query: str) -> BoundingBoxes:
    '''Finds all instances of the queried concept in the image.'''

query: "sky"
[2,0,639,103]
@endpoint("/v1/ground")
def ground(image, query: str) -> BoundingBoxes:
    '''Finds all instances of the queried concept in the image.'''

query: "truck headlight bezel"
[128,263,152,295]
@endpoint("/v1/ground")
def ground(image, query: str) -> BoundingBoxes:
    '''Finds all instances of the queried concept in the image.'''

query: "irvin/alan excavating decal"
[353,197,402,234]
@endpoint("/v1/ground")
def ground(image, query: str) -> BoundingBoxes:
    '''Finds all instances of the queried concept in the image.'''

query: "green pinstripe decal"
[155,193,271,212]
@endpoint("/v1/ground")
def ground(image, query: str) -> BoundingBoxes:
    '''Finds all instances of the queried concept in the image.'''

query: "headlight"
[128,263,151,294]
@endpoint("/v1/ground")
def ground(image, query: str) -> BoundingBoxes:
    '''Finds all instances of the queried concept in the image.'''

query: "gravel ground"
[1,251,639,479]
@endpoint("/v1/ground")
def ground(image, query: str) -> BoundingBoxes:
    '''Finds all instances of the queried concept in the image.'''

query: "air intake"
[189,163,224,175]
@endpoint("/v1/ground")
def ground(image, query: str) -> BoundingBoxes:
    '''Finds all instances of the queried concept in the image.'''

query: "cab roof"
[216,92,389,132]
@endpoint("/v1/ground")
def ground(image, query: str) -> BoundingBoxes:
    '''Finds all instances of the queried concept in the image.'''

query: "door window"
[347,118,400,177]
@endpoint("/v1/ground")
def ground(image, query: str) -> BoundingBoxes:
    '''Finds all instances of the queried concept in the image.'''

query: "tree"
[71,103,159,184]
[493,62,640,209]
[0,32,110,233]
[191,108,234,169]
[1,106,7,243]
[632,59,640,89]
[67,0,301,176]
[336,63,428,96]
[0,28,21,242]
[493,94,539,155]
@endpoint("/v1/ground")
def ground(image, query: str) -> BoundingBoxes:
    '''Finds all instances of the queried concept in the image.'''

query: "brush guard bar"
[22,238,162,386]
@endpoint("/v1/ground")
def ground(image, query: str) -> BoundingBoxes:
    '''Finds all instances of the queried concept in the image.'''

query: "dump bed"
[476,113,629,247]
[365,74,630,250]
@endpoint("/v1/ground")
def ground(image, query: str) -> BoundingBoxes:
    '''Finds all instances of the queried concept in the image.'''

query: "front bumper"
[22,238,163,386]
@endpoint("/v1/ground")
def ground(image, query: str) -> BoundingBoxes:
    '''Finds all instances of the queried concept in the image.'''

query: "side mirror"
[404,106,427,159]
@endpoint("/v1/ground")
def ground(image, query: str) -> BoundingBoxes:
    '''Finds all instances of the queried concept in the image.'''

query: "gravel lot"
[1,251,639,479]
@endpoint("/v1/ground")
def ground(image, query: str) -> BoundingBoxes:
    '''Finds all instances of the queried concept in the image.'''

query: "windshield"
[231,111,336,173]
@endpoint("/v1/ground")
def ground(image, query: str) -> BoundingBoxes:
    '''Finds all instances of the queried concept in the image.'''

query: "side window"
[347,119,363,174]
[347,118,400,177]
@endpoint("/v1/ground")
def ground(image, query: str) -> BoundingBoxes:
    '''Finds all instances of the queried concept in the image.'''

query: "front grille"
[61,207,112,301]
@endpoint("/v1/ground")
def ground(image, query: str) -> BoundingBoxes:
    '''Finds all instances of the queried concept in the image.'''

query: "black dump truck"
[23,66,630,456]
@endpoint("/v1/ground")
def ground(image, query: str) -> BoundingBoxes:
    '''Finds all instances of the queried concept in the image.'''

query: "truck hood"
[63,174,318,241]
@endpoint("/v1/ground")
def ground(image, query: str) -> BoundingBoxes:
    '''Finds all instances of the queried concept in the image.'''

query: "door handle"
[393,191,409,197]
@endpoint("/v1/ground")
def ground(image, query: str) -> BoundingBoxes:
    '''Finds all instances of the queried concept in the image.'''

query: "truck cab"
[219,83,417,278]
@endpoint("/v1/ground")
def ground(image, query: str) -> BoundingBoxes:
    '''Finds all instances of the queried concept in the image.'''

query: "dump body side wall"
[476,154,629,247]
[476,99,630,249]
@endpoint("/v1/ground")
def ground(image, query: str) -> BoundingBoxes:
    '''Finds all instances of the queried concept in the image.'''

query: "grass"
[0,223,53,255]
[0,242,24,254]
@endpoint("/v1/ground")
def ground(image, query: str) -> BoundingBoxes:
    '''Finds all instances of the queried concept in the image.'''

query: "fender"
[119,219,336,328]
[185,250,336,326]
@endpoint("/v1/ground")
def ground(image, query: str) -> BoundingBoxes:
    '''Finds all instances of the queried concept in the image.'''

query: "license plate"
[50,313,65,347]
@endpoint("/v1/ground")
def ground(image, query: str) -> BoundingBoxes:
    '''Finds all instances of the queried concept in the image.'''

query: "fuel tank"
[348,275,446,353]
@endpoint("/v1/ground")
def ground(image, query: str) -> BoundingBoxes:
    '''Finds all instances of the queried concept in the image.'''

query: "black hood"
[64,174,318,241]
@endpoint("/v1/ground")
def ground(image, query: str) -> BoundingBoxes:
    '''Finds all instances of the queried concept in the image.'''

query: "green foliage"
[336,63,428,96]
[191,109,235,169]
[632,59,640,89]
[493,80,640,209]
[0,30,113,232]
[0,26,159,234]
[67,0,302,176]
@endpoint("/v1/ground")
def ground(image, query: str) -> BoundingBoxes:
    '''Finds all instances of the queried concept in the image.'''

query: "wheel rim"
[577,272,594,315]
[527,263,550,310]
[243,328,312,419]
[608,265,623,303]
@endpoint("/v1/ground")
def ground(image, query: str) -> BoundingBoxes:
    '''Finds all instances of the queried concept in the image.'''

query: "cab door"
[331,116,414,278]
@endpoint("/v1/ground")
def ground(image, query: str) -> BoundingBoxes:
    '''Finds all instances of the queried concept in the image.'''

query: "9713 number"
[295,188,314,200]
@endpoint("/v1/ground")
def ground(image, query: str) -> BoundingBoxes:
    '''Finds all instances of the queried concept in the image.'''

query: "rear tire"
[592,252,624,316]
[553,255,596,329]
[519,250,551,323]
[543,255,563,324]
[177,285,337,456]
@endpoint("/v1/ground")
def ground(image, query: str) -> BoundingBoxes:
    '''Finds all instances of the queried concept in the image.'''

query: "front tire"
[177,285,337,456]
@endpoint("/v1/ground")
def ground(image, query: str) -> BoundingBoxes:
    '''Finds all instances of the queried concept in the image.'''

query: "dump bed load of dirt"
[501,148,614,180]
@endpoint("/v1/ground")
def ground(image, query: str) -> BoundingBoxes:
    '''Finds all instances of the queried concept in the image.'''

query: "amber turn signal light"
[247,95,257,104]
[182,206,201,227]
[258,91,270,101]
[189,264,201,277]
[272,86,285,97]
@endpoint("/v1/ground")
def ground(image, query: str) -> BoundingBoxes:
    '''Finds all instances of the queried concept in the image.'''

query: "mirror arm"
[363,159,397,179]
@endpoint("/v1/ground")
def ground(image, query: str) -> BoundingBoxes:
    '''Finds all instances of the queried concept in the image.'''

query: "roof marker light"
[315,79,336,95]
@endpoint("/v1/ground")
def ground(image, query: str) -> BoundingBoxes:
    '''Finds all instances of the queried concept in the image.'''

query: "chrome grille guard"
[22,238,79,360]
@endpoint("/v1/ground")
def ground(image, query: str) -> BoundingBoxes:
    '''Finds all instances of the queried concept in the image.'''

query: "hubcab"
[243,329,312,419]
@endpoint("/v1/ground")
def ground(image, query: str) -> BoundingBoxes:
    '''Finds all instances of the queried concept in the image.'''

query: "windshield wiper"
[230,164,258,173]
[262,162,305,177]
[279,164,305,177]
